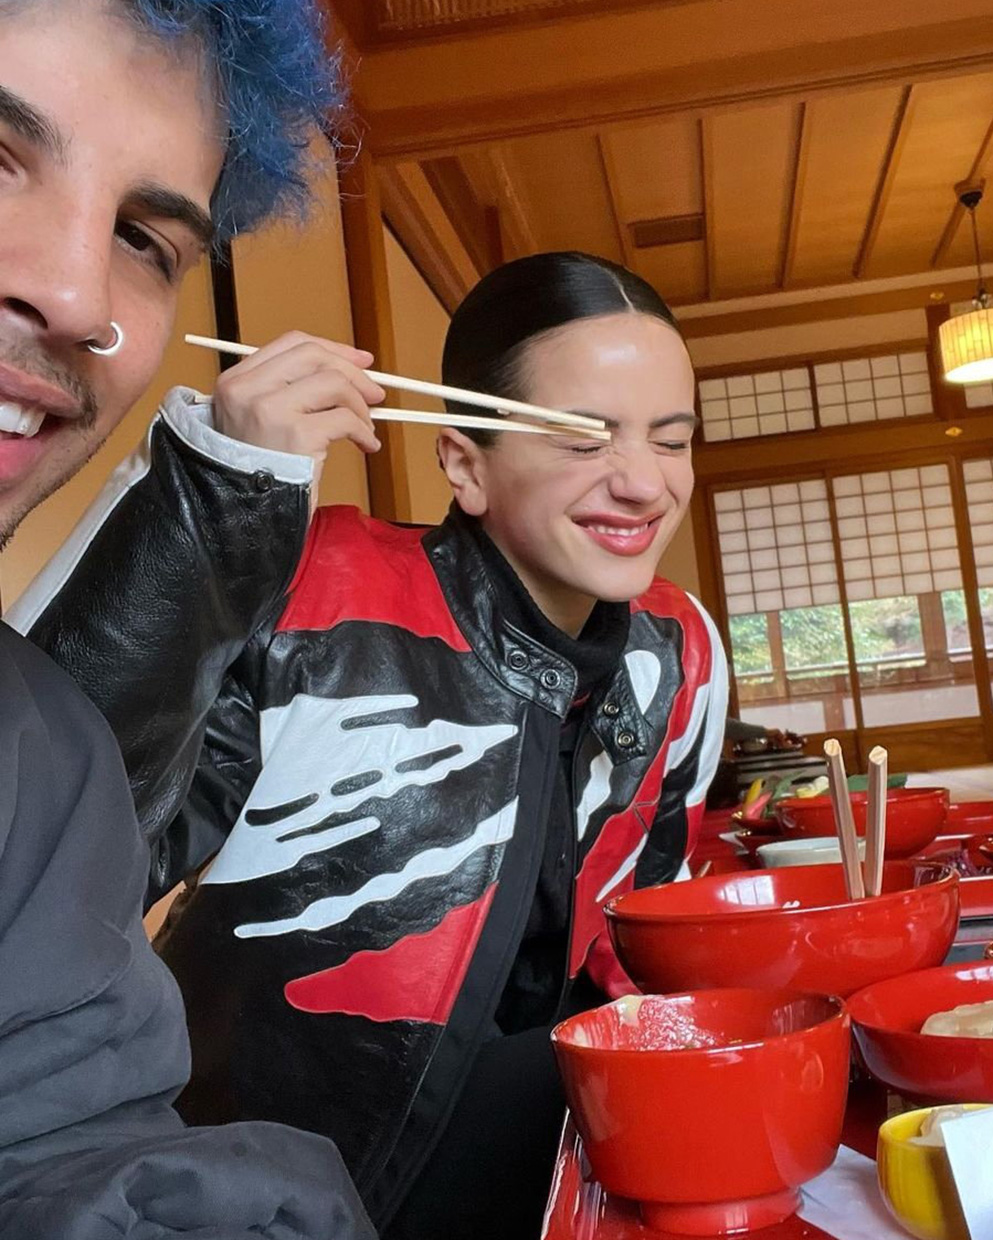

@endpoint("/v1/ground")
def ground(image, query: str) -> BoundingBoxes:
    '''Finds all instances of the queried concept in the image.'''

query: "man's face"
[444,313,697,633]
[0,0,224,546]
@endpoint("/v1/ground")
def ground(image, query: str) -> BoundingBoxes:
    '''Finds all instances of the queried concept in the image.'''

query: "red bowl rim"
[848,961,993,1044]
[776,786,951,813]
[551,989,848,1058]
[604,863,958,926]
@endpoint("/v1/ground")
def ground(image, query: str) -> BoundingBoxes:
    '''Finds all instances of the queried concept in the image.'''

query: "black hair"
[441,251,680,445]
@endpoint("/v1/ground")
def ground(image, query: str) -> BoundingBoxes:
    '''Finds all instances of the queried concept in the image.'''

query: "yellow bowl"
[877,1105,991,1240]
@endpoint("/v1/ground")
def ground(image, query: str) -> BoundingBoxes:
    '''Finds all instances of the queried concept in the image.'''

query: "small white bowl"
[757,836,867,869]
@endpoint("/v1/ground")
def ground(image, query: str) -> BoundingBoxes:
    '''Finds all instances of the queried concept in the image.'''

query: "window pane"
[733,606,854,735]
[849,595,924,668]
[851,594,979,725]
[780,605,848,676]
[729,613,772,676]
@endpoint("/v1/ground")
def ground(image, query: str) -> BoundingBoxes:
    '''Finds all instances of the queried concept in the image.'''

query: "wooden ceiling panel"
[704,102,801,298]
[633,242,708,306]
[864,72,993,280]
[600,118,702,223]
[499,131,623,262]
[787,86,905,288]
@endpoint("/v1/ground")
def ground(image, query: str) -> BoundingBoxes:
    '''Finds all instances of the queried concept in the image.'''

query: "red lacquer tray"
[542,1084,889,1240]
[541,1120,835,1239]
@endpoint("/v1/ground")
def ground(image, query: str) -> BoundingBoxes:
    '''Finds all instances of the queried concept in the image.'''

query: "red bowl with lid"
[848,962,993,1102]
[552,989,850,1236]
[775,787,949,857]
[605,861,959,999]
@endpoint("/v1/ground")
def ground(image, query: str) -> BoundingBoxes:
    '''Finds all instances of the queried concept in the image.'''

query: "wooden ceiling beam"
[353,4,993,159]
[485,147,540,258]
[596,133,636,271]
[678,276,979,340]
[779,103,808,289]
[852,85,915,279]
[421,156,500,274]
[697,119,711,302]
[378,162,477,314]
[930,115,993,269]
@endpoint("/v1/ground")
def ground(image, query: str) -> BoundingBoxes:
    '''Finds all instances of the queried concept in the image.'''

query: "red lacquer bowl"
[947,801,993,833]
[552,990,850,1236]
[848,963,993,1103]
[775,787,949,857]
[606,862,959,999]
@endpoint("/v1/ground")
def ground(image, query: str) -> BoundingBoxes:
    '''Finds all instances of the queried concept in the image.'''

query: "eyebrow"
[127,182,215,251]
[0,86,214,251]
[0,84,68,163]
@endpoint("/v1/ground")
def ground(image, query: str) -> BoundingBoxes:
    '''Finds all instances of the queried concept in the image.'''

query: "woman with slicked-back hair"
[20,252,728,1237]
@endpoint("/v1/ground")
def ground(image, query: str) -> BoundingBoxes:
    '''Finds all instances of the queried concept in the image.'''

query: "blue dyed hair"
[120,0,346,242]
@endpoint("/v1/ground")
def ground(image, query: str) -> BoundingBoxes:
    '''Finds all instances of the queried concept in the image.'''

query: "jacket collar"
[422,508,651,762]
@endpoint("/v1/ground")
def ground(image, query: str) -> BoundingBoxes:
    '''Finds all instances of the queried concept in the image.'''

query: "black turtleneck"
[454,509,631,1033]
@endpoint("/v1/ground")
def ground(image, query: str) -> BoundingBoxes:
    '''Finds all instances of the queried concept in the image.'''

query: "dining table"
[541,803,993,1239]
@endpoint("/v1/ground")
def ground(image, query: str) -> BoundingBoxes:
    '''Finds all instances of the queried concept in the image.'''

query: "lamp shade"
[939,306,993,383]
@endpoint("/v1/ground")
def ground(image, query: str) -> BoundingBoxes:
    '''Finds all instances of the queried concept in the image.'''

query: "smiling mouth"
[573,514,665,557]
[0,402,47,439]
[582,519,656,538]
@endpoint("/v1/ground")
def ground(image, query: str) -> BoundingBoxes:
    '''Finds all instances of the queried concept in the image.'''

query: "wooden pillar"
[339,145,412,522]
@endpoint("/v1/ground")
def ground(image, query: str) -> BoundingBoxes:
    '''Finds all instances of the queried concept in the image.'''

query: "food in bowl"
[552,989,850,1236]
[775,786,949,857]
[921,1000,993,1038]
[849,963,993,1102]
[877,1105,991,1240]
[606,862,959,999]
[908,1104,978,1145]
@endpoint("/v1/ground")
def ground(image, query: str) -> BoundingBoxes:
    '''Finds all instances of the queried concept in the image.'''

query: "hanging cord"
[964,190,990,309]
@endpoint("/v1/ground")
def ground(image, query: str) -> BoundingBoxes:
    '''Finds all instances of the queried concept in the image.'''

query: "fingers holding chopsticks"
[213,332,387,461]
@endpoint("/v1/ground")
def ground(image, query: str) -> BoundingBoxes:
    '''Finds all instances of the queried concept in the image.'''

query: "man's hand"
[212,334,386,496]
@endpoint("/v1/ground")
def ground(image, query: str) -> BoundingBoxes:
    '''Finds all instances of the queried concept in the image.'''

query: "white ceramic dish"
[757,835,867,869]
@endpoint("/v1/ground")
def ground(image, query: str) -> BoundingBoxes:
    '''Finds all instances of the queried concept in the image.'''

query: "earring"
[87,321,124,357]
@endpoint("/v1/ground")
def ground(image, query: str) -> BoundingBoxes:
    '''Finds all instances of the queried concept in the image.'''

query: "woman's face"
[441,311,697,634]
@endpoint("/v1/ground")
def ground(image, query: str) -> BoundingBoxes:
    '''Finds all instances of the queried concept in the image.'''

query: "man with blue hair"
[0,1,375,1236]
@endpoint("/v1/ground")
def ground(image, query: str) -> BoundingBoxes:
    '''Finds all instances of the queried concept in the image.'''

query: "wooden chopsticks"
[823,739,889,900]
[823,739,866,900]
[184,334,610,440]
[864,746,888,898]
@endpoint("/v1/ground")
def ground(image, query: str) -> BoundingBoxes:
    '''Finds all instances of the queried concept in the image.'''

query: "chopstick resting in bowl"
[184,334,611,441]
[823,738,866,900]
[864,746,888,898]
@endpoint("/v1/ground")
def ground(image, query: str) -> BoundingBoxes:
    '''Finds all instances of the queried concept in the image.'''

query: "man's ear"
[437,428,490,517]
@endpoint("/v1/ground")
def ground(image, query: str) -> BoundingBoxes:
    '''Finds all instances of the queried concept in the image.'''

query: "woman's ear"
[437,428,490,517]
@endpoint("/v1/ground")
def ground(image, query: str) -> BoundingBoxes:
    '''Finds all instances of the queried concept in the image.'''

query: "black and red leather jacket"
[13,390,728,1229]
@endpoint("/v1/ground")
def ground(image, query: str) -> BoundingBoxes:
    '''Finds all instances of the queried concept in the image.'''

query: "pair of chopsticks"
[184,334,610,441]
[823,739,888,900]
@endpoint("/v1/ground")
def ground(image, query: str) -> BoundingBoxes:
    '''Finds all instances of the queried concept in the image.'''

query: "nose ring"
[87,322,124,357]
